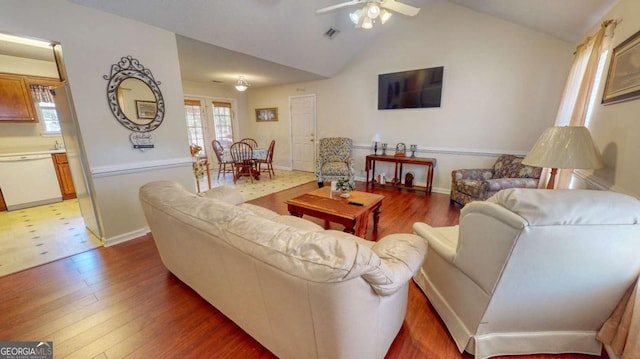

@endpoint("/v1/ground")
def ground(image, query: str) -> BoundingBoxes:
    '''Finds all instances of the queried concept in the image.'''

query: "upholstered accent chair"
[413,188,640,359]
[315,137,354,187]
[450,154,541,206]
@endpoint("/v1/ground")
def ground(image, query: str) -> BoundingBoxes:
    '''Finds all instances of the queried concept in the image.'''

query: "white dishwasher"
[0,153,62,210]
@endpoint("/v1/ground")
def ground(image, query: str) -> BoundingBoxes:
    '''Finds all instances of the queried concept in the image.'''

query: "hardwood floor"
[0,181,608,359]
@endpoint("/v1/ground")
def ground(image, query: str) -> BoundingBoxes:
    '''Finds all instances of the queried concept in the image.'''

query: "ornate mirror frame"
[104,56,165,132]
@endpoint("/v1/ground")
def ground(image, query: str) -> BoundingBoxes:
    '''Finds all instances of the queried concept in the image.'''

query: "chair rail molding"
[351,143,528,157]
[92,157,192,178]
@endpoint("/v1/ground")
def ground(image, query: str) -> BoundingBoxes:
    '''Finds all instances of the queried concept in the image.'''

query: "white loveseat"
[139,181,426,359]
[413,188,640,359]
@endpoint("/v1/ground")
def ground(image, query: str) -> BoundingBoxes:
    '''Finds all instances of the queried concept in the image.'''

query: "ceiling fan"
[316,0,420,29]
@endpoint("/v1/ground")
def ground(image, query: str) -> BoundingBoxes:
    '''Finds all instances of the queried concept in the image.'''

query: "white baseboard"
[104,227,150,247]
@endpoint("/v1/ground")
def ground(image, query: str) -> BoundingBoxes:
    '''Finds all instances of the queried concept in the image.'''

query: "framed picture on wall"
[135,100,158,119]
[602,30,640,104]
[255,107,278,122]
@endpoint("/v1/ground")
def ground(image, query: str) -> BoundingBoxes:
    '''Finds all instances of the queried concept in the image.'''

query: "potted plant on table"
[335,177,354,198]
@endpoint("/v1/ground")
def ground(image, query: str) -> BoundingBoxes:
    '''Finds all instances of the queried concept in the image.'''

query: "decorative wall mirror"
[104,55,164,132]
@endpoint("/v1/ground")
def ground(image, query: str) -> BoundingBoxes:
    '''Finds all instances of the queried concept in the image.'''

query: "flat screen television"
[378,66,444,110]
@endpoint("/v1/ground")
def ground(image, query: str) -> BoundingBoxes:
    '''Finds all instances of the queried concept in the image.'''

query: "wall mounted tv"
[378,66,444,110]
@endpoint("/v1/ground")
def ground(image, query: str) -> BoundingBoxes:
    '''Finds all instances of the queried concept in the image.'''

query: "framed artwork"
[255,107,278,122]
[135,100,158,119]
[602,30,640,104]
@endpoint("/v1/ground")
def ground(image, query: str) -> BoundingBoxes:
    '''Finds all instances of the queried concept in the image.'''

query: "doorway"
[290,94,316,172]
[0,32,103,275]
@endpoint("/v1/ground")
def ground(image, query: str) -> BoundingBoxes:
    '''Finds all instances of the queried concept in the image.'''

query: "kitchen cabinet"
[0,189,6,211]
[0,73,37,122]
[52,153,76,200]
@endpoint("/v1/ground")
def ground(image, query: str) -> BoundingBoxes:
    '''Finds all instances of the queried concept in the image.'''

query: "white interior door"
[290,94,316,172]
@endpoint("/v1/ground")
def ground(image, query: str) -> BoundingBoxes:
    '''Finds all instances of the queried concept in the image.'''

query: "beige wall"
[576,0,640,198]
[246,1,574,192]
[1,0,194,244]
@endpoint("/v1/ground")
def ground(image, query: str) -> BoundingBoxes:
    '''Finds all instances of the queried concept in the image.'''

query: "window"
[184,99,206,157]
[212,101,234,148]
[30,84,60,134]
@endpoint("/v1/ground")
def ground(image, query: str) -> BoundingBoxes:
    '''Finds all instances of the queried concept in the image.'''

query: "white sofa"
[139,181,426,359]
[413,188,640,359]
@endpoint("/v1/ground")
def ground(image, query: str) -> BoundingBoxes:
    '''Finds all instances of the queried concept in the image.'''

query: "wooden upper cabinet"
[0,73,37,122]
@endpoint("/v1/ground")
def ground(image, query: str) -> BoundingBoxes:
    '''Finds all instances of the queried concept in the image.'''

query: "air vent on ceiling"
[211,80,223,84]
[324,27,340,39]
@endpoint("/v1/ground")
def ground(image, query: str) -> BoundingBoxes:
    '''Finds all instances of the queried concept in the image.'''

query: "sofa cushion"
[493,155,524,178]
[240,203,280,220]
[321,162,350,176]
[272,215,324,231]
[199,185,244,205]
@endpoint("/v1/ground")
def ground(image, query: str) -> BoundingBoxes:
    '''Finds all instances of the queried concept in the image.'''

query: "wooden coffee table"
[285,187,384,239]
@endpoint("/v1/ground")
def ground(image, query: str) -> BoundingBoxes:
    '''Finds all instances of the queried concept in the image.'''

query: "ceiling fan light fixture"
[366,3,380,19]
[349,9,362,24]
[235,76,249,92]
[380,9,392,24]
[361,16,373,29]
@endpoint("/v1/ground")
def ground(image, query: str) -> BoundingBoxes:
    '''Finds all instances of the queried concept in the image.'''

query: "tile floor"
[0,199,102,277]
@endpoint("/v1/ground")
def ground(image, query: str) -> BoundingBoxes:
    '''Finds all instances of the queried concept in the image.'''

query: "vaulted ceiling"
[67,0,618,88]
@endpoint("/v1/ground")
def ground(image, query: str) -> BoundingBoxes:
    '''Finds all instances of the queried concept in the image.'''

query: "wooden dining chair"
[239,137,258,149]
[212,140,234,180]
[230,141,258,183]
[256,140,275,179]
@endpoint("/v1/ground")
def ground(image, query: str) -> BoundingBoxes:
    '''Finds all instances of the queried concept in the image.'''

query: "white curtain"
[545,20,617,188]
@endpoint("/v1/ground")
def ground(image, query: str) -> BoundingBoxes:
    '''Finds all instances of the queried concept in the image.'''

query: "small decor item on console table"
[381,143,388,156]
[395,143,406,157]
[405,171,414,187]
[336,177,354,198]
[410,144,417,157]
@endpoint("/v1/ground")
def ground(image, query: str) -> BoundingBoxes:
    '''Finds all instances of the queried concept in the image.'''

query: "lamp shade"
[522,126,604,169]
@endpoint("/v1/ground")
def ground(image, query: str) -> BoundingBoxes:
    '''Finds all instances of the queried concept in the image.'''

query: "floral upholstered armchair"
[316,137,354,187]
[450,154,542,206]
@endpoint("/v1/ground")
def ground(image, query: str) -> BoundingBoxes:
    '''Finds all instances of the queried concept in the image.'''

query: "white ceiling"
[11,0,619,89]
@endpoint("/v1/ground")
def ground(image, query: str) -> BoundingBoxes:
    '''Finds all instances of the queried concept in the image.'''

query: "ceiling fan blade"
[381,0,420,16]
[316,0,364,14]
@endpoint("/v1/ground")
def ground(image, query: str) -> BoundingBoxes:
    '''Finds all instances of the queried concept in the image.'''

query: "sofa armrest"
[412,222,457,264]
[485,178,540,192]
[362,233,427,296]
[452,168,494,181]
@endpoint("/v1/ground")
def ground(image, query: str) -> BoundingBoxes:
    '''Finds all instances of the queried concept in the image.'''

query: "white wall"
[246,1,574,192]
[575,0,640,198]
[1,0,193,243]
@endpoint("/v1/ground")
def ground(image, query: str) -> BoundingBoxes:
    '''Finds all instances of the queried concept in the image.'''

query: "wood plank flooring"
[0,181,608,359]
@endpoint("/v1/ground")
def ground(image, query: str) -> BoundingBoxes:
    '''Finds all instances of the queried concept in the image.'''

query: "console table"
[365,154,436,194]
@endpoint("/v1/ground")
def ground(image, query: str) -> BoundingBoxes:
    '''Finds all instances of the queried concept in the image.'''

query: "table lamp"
[522,126,604,189]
